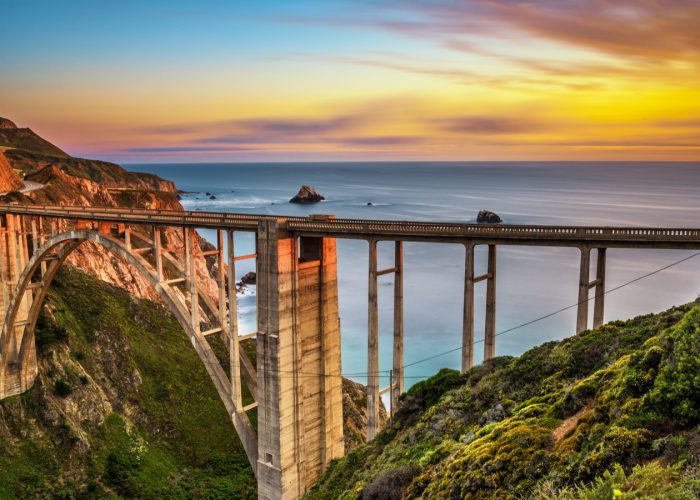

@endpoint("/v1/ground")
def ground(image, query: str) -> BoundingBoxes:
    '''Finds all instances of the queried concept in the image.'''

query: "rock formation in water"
[476,209,502,223]
[290,184,325,203]
[240,271,256,285]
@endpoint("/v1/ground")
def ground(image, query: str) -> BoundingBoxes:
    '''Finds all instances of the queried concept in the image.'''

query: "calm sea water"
[128,162,700,389]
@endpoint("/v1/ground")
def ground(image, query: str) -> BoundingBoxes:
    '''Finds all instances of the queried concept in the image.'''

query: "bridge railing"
[1,203,700,242]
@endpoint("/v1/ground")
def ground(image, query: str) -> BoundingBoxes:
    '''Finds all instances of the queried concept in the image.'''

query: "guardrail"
[1,203,700,243]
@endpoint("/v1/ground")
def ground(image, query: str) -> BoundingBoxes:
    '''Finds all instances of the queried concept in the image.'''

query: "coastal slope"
[308,302,700,499]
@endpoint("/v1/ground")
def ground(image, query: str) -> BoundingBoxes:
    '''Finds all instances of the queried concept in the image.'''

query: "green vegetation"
[0,267,256,498]
[308,301,700,499]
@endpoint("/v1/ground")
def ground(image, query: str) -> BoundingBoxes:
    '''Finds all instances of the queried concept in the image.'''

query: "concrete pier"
[256,220,344,499]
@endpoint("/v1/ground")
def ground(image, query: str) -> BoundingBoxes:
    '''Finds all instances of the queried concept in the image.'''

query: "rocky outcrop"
[0,152,23,192]
[476,209,502,223]
[342,378,389,451]
[240,272,256,285]
[0,134,213,305]
[290,184,325,203]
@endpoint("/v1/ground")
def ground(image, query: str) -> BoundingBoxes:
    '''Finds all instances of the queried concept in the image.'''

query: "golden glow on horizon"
[2,1,698,161]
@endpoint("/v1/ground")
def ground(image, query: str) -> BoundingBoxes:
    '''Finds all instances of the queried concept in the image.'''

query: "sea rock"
[240,271,256,285]
[290,184,325,204]
[476,210,502,224]
[209,195,216,200]
[367,202,373,206]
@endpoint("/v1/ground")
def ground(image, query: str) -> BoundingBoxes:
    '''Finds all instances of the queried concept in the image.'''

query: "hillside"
[0,118,193,303]
[0,267,381,498]
[308,302,700,499]
[0,118,68,158]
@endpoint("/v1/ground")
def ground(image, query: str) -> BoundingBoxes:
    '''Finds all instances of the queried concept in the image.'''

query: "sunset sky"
[2,0,699,162]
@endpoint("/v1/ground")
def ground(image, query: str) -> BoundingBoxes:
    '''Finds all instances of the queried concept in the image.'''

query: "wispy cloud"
[438,115,543,134]
[123,146,250,153]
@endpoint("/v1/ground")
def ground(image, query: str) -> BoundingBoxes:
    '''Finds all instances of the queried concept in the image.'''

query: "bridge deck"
[2,203,700,249]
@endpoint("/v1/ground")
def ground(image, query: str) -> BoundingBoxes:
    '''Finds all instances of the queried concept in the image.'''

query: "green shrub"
[647,308,700,427]
[53,379,72,397]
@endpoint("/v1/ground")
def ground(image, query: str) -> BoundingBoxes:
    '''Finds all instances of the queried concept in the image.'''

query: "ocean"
[128,162,700,389]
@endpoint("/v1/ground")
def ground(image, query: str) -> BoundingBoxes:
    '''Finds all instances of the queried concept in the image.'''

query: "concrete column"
[367,239,379,440]
[593,248,607,329]
[462,243,475,372]
[576,247,591,333]
[256,220,343,499]
[153,226,163,282]
[226,230,243,410]
[320,237,344,465]
[188,228,199,333]
[183,226,191,283]
[391,241,404,413]
[484,245,497,362]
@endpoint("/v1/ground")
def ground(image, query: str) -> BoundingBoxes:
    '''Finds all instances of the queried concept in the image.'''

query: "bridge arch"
[0,228,258,468]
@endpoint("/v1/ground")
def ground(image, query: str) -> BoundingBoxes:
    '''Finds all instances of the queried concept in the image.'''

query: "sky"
[1,0,699,162]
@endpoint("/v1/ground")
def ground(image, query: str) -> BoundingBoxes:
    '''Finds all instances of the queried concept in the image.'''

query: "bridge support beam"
[391,241,404,414]
[462,244,498,369]
[462,243,475,371]
[577,247,607,333]
[593,248,606,329]
[0,214,35,399]
[256,219,343,500]
[484,244,497,363]
[576,247,591,333]
[367,239,379,439]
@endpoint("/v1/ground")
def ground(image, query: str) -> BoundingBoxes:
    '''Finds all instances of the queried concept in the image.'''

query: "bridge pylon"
[256,218,344,499]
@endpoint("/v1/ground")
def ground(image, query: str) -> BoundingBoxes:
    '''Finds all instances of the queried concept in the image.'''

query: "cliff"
[308,302,700,499]
[0,151,23,193]
[0,118,199,303]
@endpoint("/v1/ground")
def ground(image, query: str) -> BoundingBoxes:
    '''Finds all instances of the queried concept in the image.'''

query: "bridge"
[1,203,699,499]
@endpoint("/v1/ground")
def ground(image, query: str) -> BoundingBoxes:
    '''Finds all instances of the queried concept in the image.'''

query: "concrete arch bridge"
[1,203,700,499]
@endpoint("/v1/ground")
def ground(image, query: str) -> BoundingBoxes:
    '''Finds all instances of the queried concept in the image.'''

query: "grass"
[0,267,256,498]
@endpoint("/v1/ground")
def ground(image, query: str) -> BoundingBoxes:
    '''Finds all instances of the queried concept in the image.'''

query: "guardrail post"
[462,242,475,372]
[367,238,379,440]
[593,248,606,328]
[576,246,591,333]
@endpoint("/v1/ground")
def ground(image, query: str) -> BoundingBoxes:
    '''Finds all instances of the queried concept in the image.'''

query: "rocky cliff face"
[0,122,210,305]
[0,152,23,193]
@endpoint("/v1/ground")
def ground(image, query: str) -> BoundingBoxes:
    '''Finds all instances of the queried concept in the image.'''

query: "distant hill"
[0,116,176,192]
[0,117,69,157]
